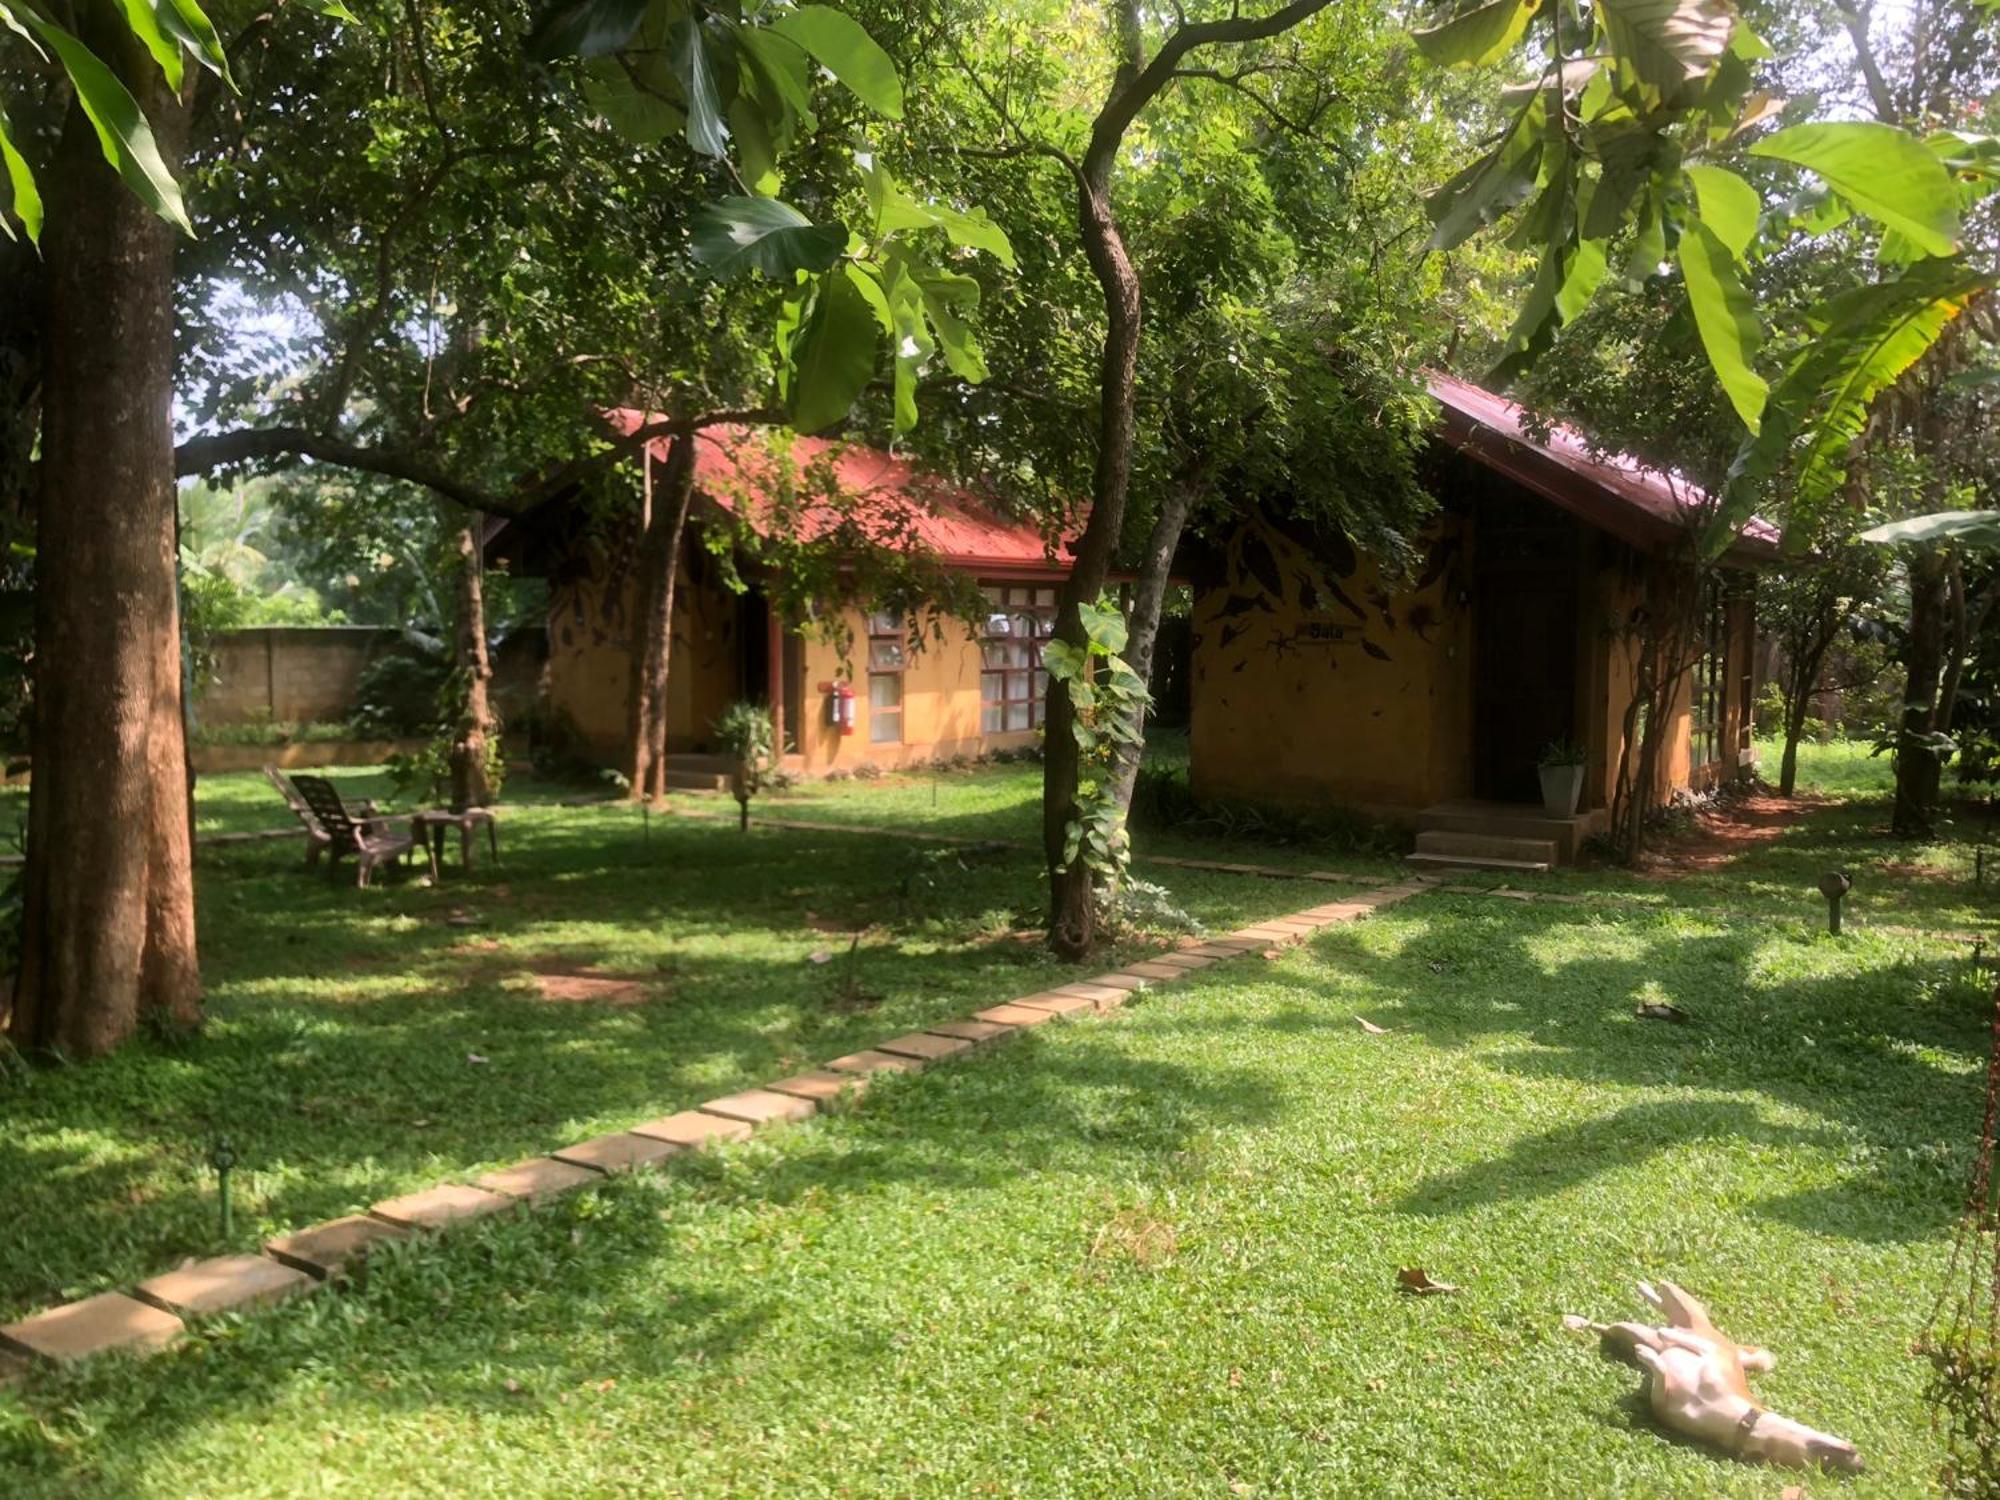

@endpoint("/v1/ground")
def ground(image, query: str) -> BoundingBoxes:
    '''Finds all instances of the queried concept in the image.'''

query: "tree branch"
[1834,0,1899,124]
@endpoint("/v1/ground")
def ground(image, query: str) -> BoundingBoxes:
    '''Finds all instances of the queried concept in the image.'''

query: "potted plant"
[1537,738,1587,817]
[712,701,776,831]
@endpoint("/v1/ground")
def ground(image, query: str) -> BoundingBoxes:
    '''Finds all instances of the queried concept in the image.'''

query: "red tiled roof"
[1427,372,1780,564]
[610,415,1072,576]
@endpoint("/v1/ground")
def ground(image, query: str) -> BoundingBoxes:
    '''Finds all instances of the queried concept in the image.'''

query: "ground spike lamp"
[1819,870,1852,936]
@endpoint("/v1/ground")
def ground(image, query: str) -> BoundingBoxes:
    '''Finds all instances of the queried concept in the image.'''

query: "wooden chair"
[286,774,417,887]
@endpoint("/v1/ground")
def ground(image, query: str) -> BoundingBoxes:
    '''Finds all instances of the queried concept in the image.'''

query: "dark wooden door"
[1473,496,1579,802]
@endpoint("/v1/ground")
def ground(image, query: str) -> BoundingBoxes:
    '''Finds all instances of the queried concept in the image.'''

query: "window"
[866,611,905,744]
[1689,579,1727,770]
[980,583,1058,733]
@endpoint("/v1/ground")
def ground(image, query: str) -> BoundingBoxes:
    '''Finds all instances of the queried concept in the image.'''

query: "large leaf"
[526,0,650,60]
[788,265,879,433]
[1414,0,1539,66]
[1598,0,1734,93]
[582,56,684,144]
[1425,114,1543,251]
[690,196,845,279]
[1676,219,1766,431]
[0,102,40,244]
[1859,511,2000,550]
[157,0,233,84]
[22,11,189,233]
[1720,258,1995,544]
[735,25,816,142]
[117,0,184,90]
[863,154,1016,267]
[670,13,730,158]
[769,5,901,119]
[911,263,986,383]
[1750,122,1959,257]
[1682,162,1759,257]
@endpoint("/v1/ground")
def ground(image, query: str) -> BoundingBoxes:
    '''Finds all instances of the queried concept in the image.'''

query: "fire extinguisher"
[829,681,856,736]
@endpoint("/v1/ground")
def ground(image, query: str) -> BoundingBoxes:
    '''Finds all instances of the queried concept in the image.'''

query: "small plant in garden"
[712,701,776,831]
[1042,594,1149,918]
[1102,877,1202,941]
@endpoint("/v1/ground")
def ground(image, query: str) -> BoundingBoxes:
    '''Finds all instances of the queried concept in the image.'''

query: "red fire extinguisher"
[829,681,856,736]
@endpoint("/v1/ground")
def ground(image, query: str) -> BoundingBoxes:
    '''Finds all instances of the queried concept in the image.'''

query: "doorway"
[1472,491,1580,803]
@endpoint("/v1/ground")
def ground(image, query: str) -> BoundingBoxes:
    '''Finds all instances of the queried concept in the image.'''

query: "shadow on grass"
[1209,898,1990,1243]
[0,1020,1283,1496]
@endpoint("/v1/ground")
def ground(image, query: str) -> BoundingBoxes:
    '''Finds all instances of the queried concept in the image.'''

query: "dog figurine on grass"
[1565,1280,1863,1475]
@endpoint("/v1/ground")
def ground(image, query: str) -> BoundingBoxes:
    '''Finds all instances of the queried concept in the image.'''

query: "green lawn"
[0,753,1991,1495]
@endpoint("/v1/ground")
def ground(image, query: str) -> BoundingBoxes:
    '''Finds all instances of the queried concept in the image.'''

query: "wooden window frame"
[866,611,905,745]
[980,582,1058,734]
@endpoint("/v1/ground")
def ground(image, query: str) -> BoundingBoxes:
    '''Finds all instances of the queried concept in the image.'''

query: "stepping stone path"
[0,874,1432,1378]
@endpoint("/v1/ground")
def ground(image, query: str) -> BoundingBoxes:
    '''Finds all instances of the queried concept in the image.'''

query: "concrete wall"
[198,627,397,725]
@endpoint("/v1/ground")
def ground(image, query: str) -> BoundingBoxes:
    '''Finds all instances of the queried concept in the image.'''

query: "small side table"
[412,808,500,881]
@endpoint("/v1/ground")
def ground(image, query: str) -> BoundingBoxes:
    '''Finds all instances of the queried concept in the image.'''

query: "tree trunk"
[1105,475,1199,819]
[7,18,200,1056]
[1894,549,1949,838]
[626,436,696,801]
[1778,634,1833,799]
[1043,173,1142,959]
[448,518,495,810]
[1779,694,1807,798]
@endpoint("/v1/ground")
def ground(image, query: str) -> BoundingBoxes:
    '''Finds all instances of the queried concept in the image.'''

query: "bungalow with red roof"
[1187,373,1775,868]
[502,424,1073,779]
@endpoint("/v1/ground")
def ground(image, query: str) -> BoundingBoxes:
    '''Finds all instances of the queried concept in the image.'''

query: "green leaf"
[1413,0,1539,66]
[863,153,1015,267]
[768,5,902,119]
[1598,0,1735,94]
[0,102,41,244]
[787,265,878,433]
[582,57,684,143]
[670,14,730,158]
[526,0,649,60]
[1554,237,1607,323]
[117,0,184,90]
[297,0,359,20]
[1424,115,1543,251]
[22,10,189,233]
[1622,196,1666,284]
[1676,219,1766,432]
[735,26,816,134]
[1858,511,2000,550]
[1682,162,1758,257]
[1750,122,1959,258]
[690,196,846,279]
[727,93,778,193]
[910,264,986,383]
[879,258,933,433]
[1721,257,1995,542]
[157,0,233,84]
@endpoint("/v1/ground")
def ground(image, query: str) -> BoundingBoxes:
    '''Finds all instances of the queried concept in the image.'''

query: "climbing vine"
[1042,595,1150,911]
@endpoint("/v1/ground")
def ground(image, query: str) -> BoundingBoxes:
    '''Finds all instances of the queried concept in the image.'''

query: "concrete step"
[661,771,727,793]
[1406,851,1552,873]
[1416,800,1596,863]
[1414,829,1557,865]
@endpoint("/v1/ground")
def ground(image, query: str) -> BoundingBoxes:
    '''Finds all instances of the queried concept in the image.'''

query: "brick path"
[0,873,1431,1377]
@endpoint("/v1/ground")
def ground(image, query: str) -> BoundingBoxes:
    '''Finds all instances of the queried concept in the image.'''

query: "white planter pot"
[1538,763,1584,817]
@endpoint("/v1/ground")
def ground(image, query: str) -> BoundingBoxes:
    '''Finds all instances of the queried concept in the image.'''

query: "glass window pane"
[982,671,1004,704]
[866,611,900,637]
[1032,671,1047,701]
[986,612,1012,637]
[981,585,1000,606]
[1035,588,1056,608]
[868,640,904,671]
[1006,701,1031,730]
[868,673,902,710]
[982,642,1010,668]
[870,710,900,744]
[1012,612,1036,639]
[1031,699,1045,727]
[982,705,1003,733]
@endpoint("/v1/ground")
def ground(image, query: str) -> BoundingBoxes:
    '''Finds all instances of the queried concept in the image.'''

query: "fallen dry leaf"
[1355,1015,1388,1035]
[466,1053,489,1065]
[1636,1002,1692,1024]
[808,950,833,965]
[1397,1266,1460,1296]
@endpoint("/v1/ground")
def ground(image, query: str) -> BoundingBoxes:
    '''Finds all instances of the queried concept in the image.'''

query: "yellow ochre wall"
[1189,511,1477,813]
[542,542,1051,770]
[1191,510,1758,819]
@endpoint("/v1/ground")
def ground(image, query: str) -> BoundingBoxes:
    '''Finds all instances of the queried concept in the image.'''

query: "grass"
[0,775,1330,1327]
[0,748,1992,1494]
[0,889,1981,1495]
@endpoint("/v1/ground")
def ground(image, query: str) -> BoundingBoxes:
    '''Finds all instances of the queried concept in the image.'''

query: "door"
[1473,493,1579,802]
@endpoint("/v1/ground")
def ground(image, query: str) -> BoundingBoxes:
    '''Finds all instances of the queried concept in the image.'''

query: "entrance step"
[1407,851,1552,873]
[1415,799,1601,865]
[661,754,732,793]
[1407,829,1554,872]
